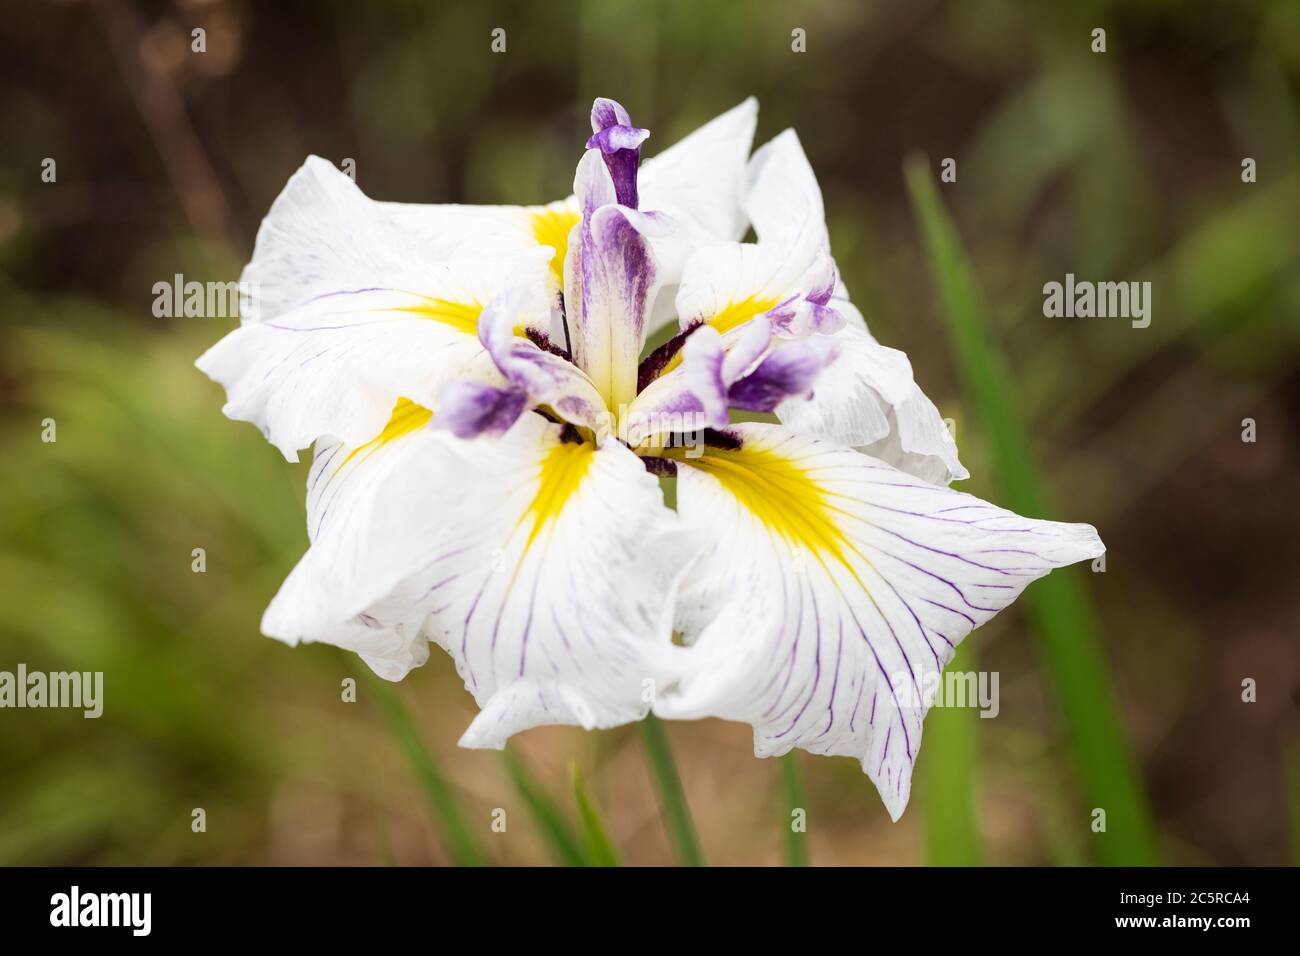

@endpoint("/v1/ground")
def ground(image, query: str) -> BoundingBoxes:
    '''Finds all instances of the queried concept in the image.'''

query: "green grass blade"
[501,749,588,866]
[904,156,1158,865]
[922,644,982,865]
[571,763,620,866]
[779,753,809,866]
[369,798,397,867]
[638,715,707,866]
[365,675,487,867]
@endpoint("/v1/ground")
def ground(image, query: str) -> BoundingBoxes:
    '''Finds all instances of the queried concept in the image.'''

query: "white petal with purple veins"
[655,424,1102,820]
[238,155,429,324]
[196,252,550,461]
[269,411,695,742]
[262,400,442,678]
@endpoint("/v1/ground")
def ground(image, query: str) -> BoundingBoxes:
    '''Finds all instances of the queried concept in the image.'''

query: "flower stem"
[366,674,487,866]
[572,762,621,867]
[922,643,982,865]
[779,753,809,866]
[501,748,588,866]
[638,715,706,866]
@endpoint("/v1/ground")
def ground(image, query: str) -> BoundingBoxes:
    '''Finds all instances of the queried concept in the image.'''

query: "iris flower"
[198,97,1102,819]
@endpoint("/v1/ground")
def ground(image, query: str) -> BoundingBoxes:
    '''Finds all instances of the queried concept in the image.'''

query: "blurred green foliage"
[571,762,621,867]
[1,0,1297,865]
[908,158,1156,864]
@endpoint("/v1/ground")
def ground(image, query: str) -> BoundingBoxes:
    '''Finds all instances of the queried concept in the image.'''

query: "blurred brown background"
[0,0,1297,865]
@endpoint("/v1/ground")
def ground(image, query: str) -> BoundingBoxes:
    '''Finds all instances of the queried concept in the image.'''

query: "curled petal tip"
[590,97,632,132]
[585,97,649,209]
[586,125,650,154]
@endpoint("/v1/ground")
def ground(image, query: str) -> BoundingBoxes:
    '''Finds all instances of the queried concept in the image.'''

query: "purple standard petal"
[566,192,667,410]
[566,140,673,413]
[728,337,841,413]
[586,97,650,209]
[437,379,530,438]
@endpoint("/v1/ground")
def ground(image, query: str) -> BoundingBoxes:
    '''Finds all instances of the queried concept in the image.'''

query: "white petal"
[744,128,829,262]
[262,399,441,679]
[236,155,489,323]
[777,323,968,484]
[373,201,536,259]
[636,240,830,390]
[391,100,757,338]
[267,410,693,744]
[638,98,759,333]
[656,424,1102,820]
[375,198,581,292]
[197,251,549,461]
[736,134,968,482]
[675,241,826,334]
[857,397,970,486]
[237,156,378,323]
[380,97,757,317]
[639,97,759,245]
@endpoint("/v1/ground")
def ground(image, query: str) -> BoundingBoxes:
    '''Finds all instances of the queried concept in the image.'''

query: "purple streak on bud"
[587,97,649,209]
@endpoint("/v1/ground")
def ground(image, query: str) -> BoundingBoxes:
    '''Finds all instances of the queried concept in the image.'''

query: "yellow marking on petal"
[521,439,595,549]
[707,295,781,336]
[658,294,780,377]
[530,207,581,286]
[343,397,433,466]
[386,297,533,337]
[390,298,483,336]
[663,442,854,573]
